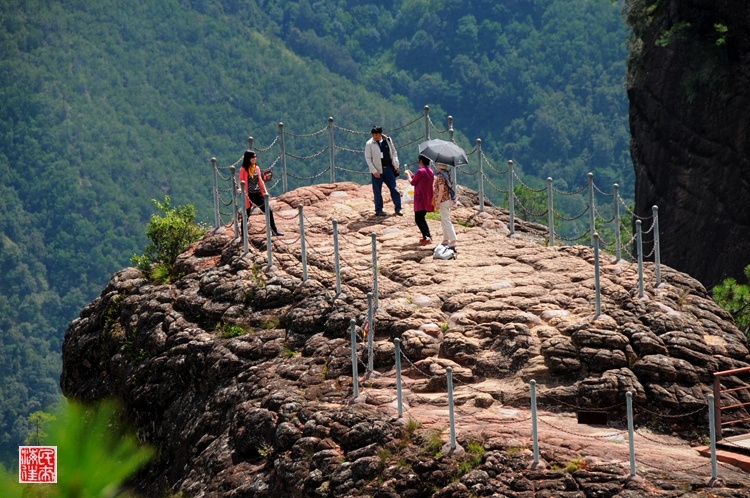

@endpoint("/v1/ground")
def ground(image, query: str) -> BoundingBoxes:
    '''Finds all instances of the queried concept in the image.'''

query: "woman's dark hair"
[241,150,257,169]
[418,154,431,166]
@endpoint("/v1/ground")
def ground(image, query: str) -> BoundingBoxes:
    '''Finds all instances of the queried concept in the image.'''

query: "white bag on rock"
[432,244,456,260]
[402,187,415,204]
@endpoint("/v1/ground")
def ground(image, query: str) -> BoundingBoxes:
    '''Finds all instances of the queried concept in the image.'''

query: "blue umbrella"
[418,139,469,167]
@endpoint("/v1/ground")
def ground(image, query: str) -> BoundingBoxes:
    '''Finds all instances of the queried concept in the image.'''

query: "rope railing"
[481,151,509,175]
[223,190,658,308]
[231,198,712,482]
[211,104,662,277]
[343,339,727,484]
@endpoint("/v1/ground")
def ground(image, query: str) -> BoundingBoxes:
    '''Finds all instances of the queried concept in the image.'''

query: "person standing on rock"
[404,154,434,245]
[239,150,283,236]
[364,125,403,217]
[433,162,457,249]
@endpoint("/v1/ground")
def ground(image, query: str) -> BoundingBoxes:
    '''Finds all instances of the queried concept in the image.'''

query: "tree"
[713,264,750,338]
[24,411,55,447]
[130,196,207,283]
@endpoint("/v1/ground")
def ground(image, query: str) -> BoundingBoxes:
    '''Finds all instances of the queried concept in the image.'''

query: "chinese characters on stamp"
[19,446,57,484]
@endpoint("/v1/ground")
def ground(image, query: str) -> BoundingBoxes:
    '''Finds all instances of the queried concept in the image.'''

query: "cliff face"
[61,183,750,497]
[627,1,750,287]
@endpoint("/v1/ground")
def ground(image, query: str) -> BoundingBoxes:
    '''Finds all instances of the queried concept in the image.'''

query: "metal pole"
[333,219,341,296]
[211,157,219,228]
[424,105,430,140]
[636,220,644,298]
[588,172,595,247]
[350,319,359,398]
[328,117,335,184]
[240,180,249,255]
[367,292,374,373]
[278,122,288,193]
[653,205,661,287]
[627,391,636,477]
[508,160,515,235]
[446,367,456,450]
[547,177,554,247]
[248,136,254,150]
[594,233,601,318]
[531,379,539,465]
[231,166,239,238]
[448,115,454,142]
[299,205,308,281]
[371,232,378,310]
[394,338,403,418]
[613,184,621,261]
[264,193,273,268]
[708,394,719,483]
[477,139,484,213]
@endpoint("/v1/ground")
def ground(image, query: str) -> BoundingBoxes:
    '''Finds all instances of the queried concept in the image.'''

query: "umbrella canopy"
[418,139,469,167]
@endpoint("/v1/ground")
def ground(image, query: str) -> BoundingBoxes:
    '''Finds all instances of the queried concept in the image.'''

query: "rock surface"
[627,1,750,287]
[61,182,750,497]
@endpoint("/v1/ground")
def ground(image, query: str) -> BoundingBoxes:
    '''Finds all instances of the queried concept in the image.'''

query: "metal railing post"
[653,205,661,287]
[448,115,454,142]
[350,319,359,398]
[367,292,374,373]
[477,138,484,213]
[264,193,273,268]
[231,166,239,237]
[446,367,456,450]
[240,180,248,255]
[371,232,378,310]
[594,232,601,318]
[278,122,288,193]
[627,391,636,477]
[248,135,254,150]
[531,379,539,465]
[299,205,308,281]
[333,219,341,296]
[547,177,554,246]
[636,220,644,298]
[394,338,403,418]
[588,172,595,247]
[508,160,515,235]
[613,184,621,261]
[328,117,335,183]
[211,157,219,228]
[424,105,430,140]
[708,394,719,484]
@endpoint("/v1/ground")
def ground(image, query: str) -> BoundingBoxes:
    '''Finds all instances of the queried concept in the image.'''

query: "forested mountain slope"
[262,0,631,186]
[0,0,630,468]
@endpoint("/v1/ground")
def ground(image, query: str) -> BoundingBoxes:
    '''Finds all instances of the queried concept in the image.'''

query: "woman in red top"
[239,150,282,236]
[404,154,435,245]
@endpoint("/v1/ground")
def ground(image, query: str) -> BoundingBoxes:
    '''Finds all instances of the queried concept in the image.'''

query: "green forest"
[0,0,630,469]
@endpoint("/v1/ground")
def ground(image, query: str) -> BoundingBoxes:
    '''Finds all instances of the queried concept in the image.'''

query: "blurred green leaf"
[0,400,153,498]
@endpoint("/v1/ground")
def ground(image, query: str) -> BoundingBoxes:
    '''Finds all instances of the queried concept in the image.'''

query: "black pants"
[246,192,278,233]
[415,210,430,239]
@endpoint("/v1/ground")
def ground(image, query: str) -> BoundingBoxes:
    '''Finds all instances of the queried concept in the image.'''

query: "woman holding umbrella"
[418,139,466,250]
[433,162,458,249]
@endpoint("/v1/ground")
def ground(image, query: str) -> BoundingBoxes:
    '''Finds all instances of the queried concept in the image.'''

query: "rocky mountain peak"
[61,181,750,496]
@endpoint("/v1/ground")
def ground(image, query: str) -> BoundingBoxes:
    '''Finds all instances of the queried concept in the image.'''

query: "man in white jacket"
[364,126,402,216]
